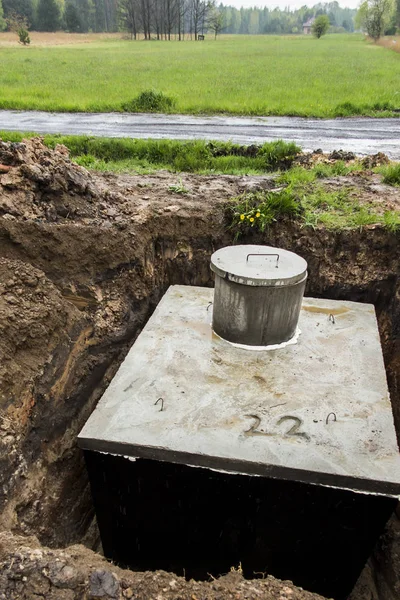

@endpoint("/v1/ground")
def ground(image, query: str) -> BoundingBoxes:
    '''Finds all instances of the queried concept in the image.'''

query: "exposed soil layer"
[0,138,399,599]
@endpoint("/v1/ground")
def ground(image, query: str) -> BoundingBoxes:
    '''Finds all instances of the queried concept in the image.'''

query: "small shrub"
[122,90,176,113]
[312,15,330,39]
[18,27,30,45]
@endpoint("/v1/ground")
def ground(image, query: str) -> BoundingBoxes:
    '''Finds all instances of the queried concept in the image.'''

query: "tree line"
[221,2,356,35]
[0,0,358,37]
[0,0,120,33]
[356,0,400,39]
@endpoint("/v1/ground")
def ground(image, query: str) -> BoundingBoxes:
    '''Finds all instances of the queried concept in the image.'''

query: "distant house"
[303,17,315,34]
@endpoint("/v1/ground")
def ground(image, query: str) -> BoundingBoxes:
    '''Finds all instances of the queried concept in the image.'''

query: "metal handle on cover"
[246,253,279,268]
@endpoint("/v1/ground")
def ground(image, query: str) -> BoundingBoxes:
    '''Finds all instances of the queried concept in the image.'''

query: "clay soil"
[0,138,399,600]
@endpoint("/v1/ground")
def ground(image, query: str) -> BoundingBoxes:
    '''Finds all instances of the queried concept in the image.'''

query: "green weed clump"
[258,140,300,168]
[381,163,400,186]
[121,90,176,113]
[334,102,363,117]
[0,131,27,142]
[277,162,364,186]
[371,101,398,112]
[206,140,299,167]
[383,210,400,231]
[230,189,302,234]
[0,132,299,175]
[313,160,361,177]
[168,177,189,193]
[333,101,400,117]
[276,166,316,186]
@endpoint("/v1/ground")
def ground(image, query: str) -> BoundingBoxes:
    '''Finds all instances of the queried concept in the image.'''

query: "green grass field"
[1,34,400,117]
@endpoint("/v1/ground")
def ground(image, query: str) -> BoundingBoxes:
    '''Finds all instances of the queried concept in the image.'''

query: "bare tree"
[119,0,139,38]
[176,0,188,39]
[189,0,211,39]
[152,0,162,38]
[120,0,216,41]
[208,6,225,38]
[140,0,152,38]
[165,0,179,39]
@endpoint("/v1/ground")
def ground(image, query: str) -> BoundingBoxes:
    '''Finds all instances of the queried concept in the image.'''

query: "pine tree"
[0,0,6,31]
[75,0,93,32]
[37,0,61,31]
[91,0,105,31]
[64,1,82,31]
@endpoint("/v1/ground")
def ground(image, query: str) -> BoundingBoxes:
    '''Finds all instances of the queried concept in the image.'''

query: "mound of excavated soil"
[0,531,328,600]
[0,138,399,600]
[0,138,101,223]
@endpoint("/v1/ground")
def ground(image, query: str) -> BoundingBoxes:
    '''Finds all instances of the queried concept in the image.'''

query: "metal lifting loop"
[246,253,279,268]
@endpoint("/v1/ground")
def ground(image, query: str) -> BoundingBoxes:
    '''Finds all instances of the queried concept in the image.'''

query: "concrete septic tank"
[211,245,307,346]
[78,283,400,600]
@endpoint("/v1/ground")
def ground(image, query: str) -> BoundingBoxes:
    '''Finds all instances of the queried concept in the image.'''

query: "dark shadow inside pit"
[84,451,395,600]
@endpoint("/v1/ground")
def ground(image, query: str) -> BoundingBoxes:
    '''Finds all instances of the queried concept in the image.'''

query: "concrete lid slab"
[78,285,400,497]
[210,245,308,286]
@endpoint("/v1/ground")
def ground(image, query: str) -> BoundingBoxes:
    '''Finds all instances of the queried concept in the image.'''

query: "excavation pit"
[78,285,400,599]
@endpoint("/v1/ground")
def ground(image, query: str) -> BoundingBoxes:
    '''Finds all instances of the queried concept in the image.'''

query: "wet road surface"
[1,111,399,159]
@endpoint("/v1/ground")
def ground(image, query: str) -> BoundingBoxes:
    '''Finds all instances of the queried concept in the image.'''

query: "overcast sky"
[223,0,360,10]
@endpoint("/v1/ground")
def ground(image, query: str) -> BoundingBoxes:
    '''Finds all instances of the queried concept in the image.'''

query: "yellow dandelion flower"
[240,214,245,220]
[256,212,261,218]
[250,217,255,223]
